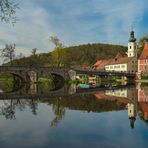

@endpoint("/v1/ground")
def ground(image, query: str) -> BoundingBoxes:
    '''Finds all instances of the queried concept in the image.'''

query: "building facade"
[93,30,138,73]
[105,30,138,73]
[138,40,148,77]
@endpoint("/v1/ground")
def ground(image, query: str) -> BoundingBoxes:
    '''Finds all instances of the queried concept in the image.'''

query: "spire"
[129,30,136,42]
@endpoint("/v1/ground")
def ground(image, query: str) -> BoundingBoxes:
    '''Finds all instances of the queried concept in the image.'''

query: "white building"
[105,30,138,73]
[94,30,138,73]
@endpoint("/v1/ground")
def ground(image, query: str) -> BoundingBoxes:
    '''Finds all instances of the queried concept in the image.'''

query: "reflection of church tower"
[127,30,137,58]
[127,103,137,128]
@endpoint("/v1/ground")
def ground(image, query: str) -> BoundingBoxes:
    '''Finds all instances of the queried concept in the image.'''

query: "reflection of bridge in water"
[0,83,139,128]
[0,84,136,104]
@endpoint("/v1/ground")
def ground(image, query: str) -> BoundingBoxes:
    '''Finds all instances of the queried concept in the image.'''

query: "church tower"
[127,30,137,58]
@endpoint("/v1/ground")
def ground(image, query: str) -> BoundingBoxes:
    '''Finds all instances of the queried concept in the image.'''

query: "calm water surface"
[0,83,148,148]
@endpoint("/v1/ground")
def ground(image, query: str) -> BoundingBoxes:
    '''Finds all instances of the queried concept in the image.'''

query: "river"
[0,82,147,148]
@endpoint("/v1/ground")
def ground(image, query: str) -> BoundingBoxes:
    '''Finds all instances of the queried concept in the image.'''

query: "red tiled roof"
[93,59,111,70]
[94,93,131,104]
[107,57,134,65]
[115,51,127,59]
[93,60,102,67]
[93,52,133,69]
[139,42,148,59]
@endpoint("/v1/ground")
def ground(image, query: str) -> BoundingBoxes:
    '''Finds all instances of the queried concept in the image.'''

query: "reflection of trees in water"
[0,100,15,120]
[0,74,22,93]
[0,93,135,126]
[50,98,65,127]
[0,99,39,120]
[28,99,38,115]
[47,94,126,113]
[0,98,65,127]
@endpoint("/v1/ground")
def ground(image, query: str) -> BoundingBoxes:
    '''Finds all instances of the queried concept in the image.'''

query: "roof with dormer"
[106,56,134,66]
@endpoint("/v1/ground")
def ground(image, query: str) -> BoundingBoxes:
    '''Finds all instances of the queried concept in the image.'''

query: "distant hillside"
[65,43,127,66]
[9,43,127,67]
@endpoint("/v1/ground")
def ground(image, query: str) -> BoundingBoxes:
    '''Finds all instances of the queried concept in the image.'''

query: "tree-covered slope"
[7,43,127,67]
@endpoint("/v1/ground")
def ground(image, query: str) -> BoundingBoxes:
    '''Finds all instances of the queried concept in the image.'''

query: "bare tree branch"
[0,0,19,24]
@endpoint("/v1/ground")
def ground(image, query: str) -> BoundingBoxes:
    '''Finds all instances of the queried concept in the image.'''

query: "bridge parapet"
[73,68,136,77]
[0,66,72,82]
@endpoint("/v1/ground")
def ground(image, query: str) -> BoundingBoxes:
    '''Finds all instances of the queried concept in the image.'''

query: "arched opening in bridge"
[37,72,65,92]
[0,72,23,93]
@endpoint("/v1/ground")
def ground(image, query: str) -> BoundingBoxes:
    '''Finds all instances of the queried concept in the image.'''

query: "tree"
[29,48,41,66]
[50,36,66,67]
[0,0,19,23]
[138,34,148,55]
[0,43,16,65]
[31,48,37,56]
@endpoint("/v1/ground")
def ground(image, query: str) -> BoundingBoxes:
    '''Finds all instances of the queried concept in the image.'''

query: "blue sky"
[0,0,148,56]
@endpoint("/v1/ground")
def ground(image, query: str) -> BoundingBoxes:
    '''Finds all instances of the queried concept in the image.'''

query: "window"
[130,46,132,49]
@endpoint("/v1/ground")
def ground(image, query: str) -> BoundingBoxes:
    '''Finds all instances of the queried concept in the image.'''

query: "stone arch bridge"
[0,66,136,83]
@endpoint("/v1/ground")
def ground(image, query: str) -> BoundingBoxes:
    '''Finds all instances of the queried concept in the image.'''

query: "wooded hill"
[10,43,127,67]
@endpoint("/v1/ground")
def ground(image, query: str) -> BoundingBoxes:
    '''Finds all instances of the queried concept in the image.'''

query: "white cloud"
[0,0,148,57]
[0,1,53,55]
[92,0,148,44]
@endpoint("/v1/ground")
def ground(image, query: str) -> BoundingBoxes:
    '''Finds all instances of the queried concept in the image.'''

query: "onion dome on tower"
[129,30,136,42]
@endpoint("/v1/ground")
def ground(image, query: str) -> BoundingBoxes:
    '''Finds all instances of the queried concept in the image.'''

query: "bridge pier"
[68,70,76,81]
[28,71,38,83]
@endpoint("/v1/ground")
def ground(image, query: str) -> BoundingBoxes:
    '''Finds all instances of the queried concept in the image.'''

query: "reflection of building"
[105,87,138,101]
[106,88,138,128]
[127,103,137,129]
[137,83,148,120]
[139,102,148,121]
[138,86,148,102]
[106,89,128,98]
[127,103,137,118]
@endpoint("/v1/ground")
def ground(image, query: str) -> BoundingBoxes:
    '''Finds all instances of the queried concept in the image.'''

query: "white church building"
[94,30,138,73]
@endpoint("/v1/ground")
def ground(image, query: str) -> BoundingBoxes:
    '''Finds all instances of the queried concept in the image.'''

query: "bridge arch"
[50,73,65,90]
